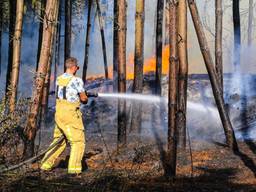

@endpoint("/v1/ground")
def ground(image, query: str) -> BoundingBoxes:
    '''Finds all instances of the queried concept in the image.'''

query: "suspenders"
[63,86,67,100]
[56,85,68,100]
[56,85,59,99]
[56,76,72,100]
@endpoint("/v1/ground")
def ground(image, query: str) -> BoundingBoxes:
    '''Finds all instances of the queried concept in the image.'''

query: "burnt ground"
[1,75,256,191]
[0,140,255,191]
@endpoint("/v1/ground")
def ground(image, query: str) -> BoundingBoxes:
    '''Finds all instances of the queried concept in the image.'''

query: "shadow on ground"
[1,167,256,192]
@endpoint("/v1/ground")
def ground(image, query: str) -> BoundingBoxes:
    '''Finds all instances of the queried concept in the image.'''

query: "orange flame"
[87,45,170,80]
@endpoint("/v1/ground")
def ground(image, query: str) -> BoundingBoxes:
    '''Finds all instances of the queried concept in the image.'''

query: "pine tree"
[23,0,59,158]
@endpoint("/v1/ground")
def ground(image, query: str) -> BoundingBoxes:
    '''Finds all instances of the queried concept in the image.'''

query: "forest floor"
[0,139,256,192]
[1,75,256,191]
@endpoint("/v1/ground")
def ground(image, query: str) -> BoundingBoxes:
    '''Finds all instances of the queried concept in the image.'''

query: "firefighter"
[41,57,88,174]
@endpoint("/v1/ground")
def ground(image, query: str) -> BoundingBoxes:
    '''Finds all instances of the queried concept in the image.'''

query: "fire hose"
[0,136,65,174]
[0,91,98,174]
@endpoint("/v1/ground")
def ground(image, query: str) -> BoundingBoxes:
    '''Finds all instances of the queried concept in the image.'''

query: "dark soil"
[0,140,256,192]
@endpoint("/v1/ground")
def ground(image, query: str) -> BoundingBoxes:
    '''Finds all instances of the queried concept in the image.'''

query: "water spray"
[98,93,219,115]
[98,93,164,103]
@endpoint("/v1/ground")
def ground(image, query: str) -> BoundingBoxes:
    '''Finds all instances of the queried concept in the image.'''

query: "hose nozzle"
[85,91,98,98]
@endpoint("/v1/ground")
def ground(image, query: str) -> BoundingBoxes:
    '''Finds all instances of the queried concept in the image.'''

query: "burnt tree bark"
[6,0,16,94]
[215,0,223,93]
[23,0,59,158]
[64,0,71,71]
[248,0,253,46]
[9,0,25,112]
[165,0,179,178]
[82,0,92,83]
[36,0,46,71]
[177,0,188,148]
[131,0,145,132]
[114,0,127,148]
[187,0,238,151]
[96,0,109,80]
[155,0,164,95]
[233,0,240,71]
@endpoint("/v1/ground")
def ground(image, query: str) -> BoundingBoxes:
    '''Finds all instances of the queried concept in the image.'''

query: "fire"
[127,45,170,79]
[87,45,170,80]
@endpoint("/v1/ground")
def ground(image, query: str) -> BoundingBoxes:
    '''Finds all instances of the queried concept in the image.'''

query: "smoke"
[70,0,158,78]
[224,45,256,141]
[1,1,256,149]
[96,91,224,144]
[0,10,39,97]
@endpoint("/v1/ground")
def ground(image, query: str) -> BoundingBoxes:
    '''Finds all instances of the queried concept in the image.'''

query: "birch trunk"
[9,0,24,112]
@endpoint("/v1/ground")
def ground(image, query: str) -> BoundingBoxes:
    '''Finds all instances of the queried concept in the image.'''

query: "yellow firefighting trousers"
[41,76,85,174]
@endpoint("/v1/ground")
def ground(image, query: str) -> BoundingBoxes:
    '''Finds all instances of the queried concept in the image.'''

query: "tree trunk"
[6,0,16,94]
[165,0,178,178]
[96,0,109,80]
[187,0,238,151]
[155,0,164,95]
[82,0,92,83]
[41,0,59,119]
[113,1,118,92]
[54,3,61,88]
[177,0,188,148]
[23,0,58,158]
[215,0,223,94]
[64,0,71,71]
[9,0,25,112]
[0,0,3,76]
[133,0,144,93]
[164,2,170,45]
[130,0,145,132]
[36,0,46,71]
[248,0,253,46]
[232,0,240,71]
[114,0,127,149]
